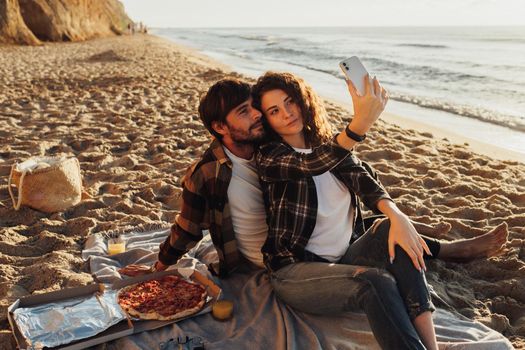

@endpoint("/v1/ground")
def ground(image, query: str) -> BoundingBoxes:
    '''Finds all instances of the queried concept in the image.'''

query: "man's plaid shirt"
[158,138,241,277]
[256,137,392,273]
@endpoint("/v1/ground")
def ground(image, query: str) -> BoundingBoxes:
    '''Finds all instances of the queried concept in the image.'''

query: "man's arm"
[155,167,207,270]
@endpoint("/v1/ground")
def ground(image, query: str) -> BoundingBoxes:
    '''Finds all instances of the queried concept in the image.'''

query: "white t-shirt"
[294,147,354,262]
[223,146,267,268]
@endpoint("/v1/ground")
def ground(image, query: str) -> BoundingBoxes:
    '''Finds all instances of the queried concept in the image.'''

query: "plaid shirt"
[158,138,241,277]
[256,137,392,272]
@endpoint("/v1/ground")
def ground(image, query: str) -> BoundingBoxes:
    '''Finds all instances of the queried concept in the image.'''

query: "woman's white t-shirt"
[294,147,354,262]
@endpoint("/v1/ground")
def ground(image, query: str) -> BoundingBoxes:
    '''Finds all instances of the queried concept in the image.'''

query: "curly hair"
[252,72,334,147]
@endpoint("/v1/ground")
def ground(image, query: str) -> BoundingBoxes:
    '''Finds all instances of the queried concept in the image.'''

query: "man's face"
[222,98,265,144]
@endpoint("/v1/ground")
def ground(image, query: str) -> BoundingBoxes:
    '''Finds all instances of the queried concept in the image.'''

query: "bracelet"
[345,126,367,142]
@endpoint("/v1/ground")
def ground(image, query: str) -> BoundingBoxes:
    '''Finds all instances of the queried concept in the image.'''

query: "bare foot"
[439,222,509,260]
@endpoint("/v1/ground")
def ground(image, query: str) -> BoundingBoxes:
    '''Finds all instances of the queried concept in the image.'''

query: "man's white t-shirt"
[294,147,354,262]
[223,146,267,268]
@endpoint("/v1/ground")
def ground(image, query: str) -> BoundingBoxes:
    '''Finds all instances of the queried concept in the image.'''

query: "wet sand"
[0,34,524,349]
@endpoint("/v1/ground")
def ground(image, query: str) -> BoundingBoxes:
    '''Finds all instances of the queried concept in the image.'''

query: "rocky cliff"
[0,0,131,45]
[0,0,40,44]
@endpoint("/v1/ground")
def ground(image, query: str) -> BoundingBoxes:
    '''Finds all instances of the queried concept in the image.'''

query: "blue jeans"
[269,218,435,350]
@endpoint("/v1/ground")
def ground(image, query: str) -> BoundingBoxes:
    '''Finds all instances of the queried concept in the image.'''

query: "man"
[124,77,507,278]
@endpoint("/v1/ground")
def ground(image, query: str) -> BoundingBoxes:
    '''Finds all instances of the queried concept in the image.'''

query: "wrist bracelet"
[345,126,367,142]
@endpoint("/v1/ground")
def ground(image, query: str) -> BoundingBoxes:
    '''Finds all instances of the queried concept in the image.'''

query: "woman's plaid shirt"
[256,137,392,272]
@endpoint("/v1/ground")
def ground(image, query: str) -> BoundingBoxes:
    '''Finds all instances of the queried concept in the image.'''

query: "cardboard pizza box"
[8,268,221,349]
[7,283,133,350]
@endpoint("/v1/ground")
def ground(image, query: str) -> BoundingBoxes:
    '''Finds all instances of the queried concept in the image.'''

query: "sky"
[121,0,525,28]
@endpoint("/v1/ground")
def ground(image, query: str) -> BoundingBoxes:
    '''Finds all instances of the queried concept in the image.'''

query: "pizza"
[117,275,207,320]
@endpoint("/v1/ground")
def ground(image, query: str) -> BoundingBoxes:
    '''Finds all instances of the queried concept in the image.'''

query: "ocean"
[153,26,525,156]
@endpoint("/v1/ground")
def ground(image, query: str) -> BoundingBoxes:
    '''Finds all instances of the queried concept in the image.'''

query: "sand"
[0,34,524,349]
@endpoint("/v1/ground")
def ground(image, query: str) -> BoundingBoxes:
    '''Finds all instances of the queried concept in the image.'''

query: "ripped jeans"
[269,218,435,350]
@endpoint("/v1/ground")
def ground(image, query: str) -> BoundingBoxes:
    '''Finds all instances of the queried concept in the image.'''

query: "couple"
[143,72,507,349]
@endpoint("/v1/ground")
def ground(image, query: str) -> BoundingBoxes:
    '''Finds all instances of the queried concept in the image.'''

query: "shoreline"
[382,111,524,163]
[0,34,524,349]
[328,97,524,163]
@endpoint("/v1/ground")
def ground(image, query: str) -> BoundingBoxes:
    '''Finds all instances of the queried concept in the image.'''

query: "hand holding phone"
[339,56,370,96]
[335,56,389,149]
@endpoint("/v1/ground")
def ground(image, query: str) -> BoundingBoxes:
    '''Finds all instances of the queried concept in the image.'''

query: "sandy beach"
[0,34,524,349]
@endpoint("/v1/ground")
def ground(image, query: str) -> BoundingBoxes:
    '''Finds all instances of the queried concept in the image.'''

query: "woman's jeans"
[269,218,436,350]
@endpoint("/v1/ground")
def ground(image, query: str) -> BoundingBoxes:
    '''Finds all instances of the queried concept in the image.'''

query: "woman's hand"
[388,213,432,272]
[377,198,431,272]
[346,74,389,135]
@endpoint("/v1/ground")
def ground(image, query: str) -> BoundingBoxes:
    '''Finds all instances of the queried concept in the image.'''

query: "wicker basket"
[8,156,83,213]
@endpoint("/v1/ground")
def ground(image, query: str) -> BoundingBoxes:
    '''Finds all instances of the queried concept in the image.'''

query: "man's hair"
[252,72,333,147]
[198,78,252,139]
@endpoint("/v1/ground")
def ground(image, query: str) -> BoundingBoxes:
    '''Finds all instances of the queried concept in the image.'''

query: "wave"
[397,43,448,49]
[281,55,490,85]
[389,93,525,133]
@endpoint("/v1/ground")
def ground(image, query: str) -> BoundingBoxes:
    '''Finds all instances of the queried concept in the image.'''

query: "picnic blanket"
[82,227,514,350]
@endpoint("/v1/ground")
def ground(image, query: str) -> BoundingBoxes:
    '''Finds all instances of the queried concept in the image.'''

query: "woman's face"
[260,89,304,139]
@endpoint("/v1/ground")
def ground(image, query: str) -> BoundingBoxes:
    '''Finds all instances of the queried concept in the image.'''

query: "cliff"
[0,0,40,44]
[0,0,131,45]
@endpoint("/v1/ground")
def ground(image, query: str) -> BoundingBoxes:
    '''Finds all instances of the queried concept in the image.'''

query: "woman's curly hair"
[252,72,334,147]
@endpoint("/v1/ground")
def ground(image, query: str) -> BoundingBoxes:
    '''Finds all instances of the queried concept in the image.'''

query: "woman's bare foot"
[438,222,509,260]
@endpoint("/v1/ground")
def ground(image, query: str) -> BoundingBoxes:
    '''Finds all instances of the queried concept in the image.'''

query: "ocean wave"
[283,61,340,76]
[389,92,525,132]
[476,37,525,44]
[397,43,448,49]
[238,34,275,42]
[360,57,488,82]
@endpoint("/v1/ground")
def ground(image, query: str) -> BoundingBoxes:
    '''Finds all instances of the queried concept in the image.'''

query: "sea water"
[154,26,525,156]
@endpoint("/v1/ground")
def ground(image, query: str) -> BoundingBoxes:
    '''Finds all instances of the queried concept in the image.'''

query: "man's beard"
[227,122,266,145]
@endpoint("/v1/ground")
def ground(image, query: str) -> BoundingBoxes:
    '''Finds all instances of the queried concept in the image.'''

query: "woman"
[253,72,438,350]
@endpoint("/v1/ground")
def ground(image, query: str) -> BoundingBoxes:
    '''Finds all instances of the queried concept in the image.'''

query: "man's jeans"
[269,218,436,350]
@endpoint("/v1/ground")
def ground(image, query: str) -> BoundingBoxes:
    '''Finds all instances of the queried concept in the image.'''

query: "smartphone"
[339,56,369,96]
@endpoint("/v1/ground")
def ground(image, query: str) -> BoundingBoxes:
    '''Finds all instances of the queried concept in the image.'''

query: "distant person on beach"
[120,77,508,344]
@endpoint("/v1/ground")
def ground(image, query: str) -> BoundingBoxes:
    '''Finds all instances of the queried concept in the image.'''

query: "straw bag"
[8,156,83,213]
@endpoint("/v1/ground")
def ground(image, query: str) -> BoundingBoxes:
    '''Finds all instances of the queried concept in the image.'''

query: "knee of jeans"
[356,267,396,286]
[370,218,391,241]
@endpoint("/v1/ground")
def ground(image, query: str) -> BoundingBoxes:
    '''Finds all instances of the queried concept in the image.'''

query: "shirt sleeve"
[360,160,389,214]
[158,166,207,265]
[337,155,393,213]
[256,136,352,182]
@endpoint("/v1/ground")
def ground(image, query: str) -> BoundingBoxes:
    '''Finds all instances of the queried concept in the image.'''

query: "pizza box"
[110,267,222,333]
[8,268,221,349]
[8,283,134,350]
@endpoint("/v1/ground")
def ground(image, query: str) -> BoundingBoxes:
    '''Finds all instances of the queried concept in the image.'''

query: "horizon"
[148,25,525,29]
